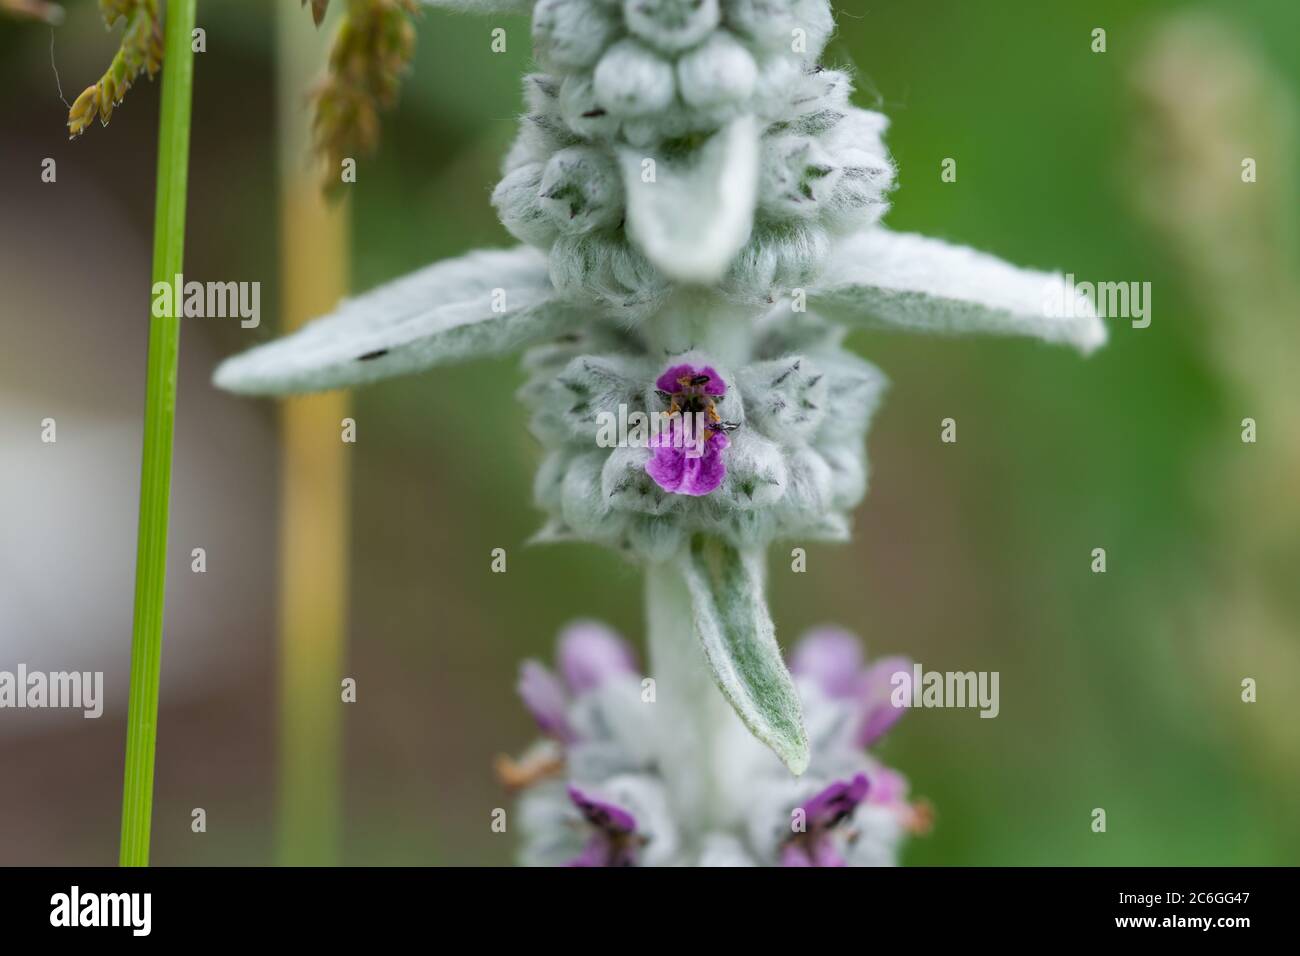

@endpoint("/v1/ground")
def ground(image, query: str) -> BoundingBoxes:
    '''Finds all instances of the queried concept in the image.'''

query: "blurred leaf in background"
[0,0,63,26]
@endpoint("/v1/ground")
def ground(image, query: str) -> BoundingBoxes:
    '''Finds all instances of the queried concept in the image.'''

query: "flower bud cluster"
[492,0,896,310]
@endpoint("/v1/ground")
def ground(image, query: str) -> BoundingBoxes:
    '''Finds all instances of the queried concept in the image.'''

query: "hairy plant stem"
[641,294,758,836]
[644,559,734,835]
[119,0,197,867]
[644,288,756,368]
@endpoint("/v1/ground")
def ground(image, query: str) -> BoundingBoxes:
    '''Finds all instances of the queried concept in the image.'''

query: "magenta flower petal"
[811,841,848,867]
[645,437,685,490]
[866,766,910,807]
[517,660,575,743]
[567,785,638,834]
[782,774,868,868]
[792,628,911,748]
[780,837,848,867]
[646,362,731,496]
[655,363,725,395]
[780,842,814,867]
[857,655,911,747]
[563,786,642,867]
[557,620,638,693]
[802,772,870,829]
[646,426,729,496]
[790,627,865,698]
[566,836,613,868]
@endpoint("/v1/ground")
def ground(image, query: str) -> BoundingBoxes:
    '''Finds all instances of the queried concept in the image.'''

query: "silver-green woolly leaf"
[556,354,645,439]
[714,430,786,512]
[214,246,583,396]
[736,355,828,443]
[683,535,809,775]
[809,228,1108,354]
[562,451,618,538]
[619,115,760,284]
[602,446,679,516]
[814,350,888,435]
[622,514,686,563]
[777,446,834,530]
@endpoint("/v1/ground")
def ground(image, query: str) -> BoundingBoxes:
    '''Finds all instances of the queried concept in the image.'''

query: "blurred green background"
[0,0,1296,866]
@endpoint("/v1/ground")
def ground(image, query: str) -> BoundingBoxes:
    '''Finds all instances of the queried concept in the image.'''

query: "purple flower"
[518,660,577,744]
[517,622,639,743]
[646,419,730,496]
[864,765,932,836]
[856,655,912,747]
[654,363,727,396]
[781,773,870,867]
[565,786,643,867]
[557,620,638,693]
[789,627,863,697]
[779,839,846,868]
[865,765,908,807]
[791,628,911,748]
[645,363,732,497]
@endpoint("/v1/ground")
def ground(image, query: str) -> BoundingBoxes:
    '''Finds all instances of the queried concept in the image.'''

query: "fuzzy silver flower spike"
[215,0,1105,777]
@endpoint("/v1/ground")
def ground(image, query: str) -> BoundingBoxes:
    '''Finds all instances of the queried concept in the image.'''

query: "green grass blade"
[119,0,198,868]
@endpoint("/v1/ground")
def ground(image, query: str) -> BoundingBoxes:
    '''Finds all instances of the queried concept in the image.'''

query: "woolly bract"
[522,310,885,560]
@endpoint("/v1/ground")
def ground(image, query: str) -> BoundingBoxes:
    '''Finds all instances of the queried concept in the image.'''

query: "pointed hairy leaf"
[682,535,809,775]
[214,245,585,395]
[810,228,1107,354]
[619,115,760,285]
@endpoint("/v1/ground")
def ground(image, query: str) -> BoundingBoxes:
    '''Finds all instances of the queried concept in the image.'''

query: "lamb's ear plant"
[216,0,1105,864]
